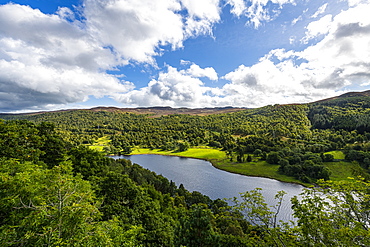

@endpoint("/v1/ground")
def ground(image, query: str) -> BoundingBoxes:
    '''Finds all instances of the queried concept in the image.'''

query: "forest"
[1,93,370,246]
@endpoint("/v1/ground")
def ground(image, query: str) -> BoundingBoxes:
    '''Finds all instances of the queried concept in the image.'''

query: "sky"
[0,0,369,112]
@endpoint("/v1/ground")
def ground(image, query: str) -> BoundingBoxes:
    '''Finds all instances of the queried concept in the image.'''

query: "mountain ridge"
[2,90,370,117]
[311,90,370,104]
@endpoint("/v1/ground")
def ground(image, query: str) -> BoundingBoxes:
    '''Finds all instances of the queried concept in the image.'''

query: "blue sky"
[0,0,369,112]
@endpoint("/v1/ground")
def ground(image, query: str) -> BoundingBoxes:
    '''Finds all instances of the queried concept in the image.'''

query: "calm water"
[112,154,303,222]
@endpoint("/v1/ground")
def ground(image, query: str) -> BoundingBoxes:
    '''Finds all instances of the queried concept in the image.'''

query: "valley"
[1,91,370,246]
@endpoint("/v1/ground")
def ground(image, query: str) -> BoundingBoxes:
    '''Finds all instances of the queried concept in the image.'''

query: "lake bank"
[130,147,309,186]
[113,154,304,223]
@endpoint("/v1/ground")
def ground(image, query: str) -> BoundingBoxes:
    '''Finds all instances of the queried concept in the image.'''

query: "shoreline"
[113,148,309,187]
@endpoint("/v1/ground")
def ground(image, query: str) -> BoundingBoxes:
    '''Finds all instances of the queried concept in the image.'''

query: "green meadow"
[88,136,111,152]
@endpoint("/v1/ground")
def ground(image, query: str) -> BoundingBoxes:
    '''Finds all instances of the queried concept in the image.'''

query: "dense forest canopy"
[1,93,370,245]
[2,93,370,182]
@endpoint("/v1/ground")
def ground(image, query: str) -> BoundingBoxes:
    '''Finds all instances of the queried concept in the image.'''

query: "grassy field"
[88,136,111,152]
[325,150,346,159]
[323,151,356,181]
[214,159,306,185]
[325,161,355,181]
[131,147,226,160]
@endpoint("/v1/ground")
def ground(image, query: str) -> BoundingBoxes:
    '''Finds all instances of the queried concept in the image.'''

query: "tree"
[231,188,294,246]
[177,141,190,152]
[0,161,140,246]
[37,122,68,167]
[176,204,217,247]
[266,151,281,164]
[253,149,263,157]
[246,155,252,162]
[291,178,370,246]
[321,153,334,162]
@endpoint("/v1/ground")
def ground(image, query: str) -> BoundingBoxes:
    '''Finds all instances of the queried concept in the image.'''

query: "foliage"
[291,178,370,246]
[308,96,370,133]
[0,120,255,246]
[230,178,370,247]
[2,99,370,181]
[231,189,295,247]
[0,160,140,246]
[1,118,370,245]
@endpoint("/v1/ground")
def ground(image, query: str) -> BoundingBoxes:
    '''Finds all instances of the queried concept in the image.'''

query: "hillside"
[1,116,369,246]
[1,90,370,184]
[311,90,370,104]
[1,90,369,118]
[0,106,246,118]
[0,90,370,246]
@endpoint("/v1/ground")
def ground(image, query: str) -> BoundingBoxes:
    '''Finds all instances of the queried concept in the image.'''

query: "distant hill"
[0,106,246,118]
[88,106,246,117]
[311,90,370,104]
[1,90,370,117]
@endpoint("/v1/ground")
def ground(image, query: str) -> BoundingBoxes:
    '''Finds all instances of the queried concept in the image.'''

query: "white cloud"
[291,15,302,25]
[289,36,296,44]
[0,1,222,111]
[311,3,328,18]
[0,4,132,112]
[183,64,218,80]
[1,0,369,111]
[181,0,221,36]
[84,0,184,64]
[84,0,222,63]
[227,0,295,28]
[222,57,318,106]
[114,64,217,107]
[299,3,370,87]
[301,14,333,43]
[220,2,370,106]
[115,2,370,108]
[346,0,369,7]
[226,0,246,16]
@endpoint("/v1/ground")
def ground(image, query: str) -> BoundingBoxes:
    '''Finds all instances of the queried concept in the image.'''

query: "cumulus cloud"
[227,0,295,28]
[114,64,218,107]
[311,3,328,19]
[226,0,246,16]
[0,1,222,111]
[114,2,370,108]
[221,56,323,107]
[0,59,132,111]
[220,2,370,106]
[0,4,132,112]
[84,0,184,64]
[183,63,218,80]
[1,0,369,111]
[301,14,333,43]
[83,0,222,63]
[181,0,221,36]
[347,0,369,7]
[291,15,302,26]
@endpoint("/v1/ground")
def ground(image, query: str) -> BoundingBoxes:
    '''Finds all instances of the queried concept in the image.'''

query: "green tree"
[321,153,334,162]
[0,161,140,246]
[246,155,252,162]
[231,188,294,246]
[176,204,217,247]
[177,141,190,152]
[266,151,281,164]
[37,122,68,167]
[291,178,370,246]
